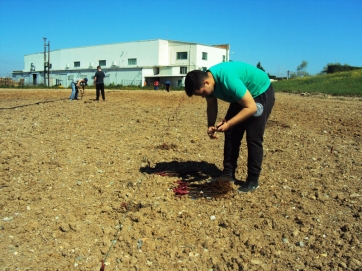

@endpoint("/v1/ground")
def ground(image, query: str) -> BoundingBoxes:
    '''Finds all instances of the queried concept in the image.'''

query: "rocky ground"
[0,88,361,270]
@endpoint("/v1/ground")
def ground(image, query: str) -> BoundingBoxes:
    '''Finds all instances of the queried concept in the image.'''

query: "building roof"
[25,39,229,55]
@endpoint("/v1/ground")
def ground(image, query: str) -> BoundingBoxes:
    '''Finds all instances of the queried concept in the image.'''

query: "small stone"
[349,258,362,266]
[350,194,361,198]
[296,241,304,247]
[282,238,289,243]
[59,223,70,232]
[250,259,262,265]
[301,227,309,233]
[210,215,216,220]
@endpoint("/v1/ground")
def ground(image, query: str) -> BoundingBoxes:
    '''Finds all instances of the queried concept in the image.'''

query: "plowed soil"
[0,89,361,270]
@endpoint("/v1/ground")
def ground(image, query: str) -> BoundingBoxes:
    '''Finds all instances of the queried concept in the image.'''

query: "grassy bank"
[272,69,362,96]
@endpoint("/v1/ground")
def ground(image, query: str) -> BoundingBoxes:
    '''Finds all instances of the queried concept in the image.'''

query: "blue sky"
[1,0,361,77]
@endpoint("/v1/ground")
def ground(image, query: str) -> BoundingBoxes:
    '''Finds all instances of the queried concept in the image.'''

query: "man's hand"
[215,120,228,132]
[207,126,218,139]
[207,119,228,139]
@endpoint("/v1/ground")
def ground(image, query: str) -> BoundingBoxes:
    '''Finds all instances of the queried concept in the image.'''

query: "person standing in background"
[94,66,106,101]
[165,80,171,92]
[154,80,159,91]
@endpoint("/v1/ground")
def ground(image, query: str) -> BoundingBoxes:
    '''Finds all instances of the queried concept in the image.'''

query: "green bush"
[325,64,362,74]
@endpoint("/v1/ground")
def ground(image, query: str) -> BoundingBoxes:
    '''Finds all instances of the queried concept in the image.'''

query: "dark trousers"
[96,83,105,100]
[223,84,275,180]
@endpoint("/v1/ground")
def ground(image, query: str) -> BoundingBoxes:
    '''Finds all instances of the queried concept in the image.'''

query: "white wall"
[18,39,229,86]
[24,40,163,72]
[195,44,226,69]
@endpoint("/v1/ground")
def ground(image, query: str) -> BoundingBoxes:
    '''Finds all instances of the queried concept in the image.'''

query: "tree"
[296,60,309,77]
[256,61,265,72]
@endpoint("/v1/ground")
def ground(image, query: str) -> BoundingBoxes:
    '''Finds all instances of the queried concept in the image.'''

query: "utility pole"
[48,41,50,87]
[43,37,50,86]
[44,37,47,85]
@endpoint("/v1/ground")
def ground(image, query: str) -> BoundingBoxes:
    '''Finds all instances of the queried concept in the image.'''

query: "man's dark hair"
[185,70,208,97]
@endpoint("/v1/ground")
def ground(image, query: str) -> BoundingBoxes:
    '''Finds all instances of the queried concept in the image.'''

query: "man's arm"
[217,90,257,131]
[205,96,219,139]
[206,96,218,127]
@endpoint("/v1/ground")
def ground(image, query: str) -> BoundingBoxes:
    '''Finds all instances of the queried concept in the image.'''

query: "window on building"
[99,60,106,66]
[202,67,207,72]
[180,66,187,74]
[177,52,188,60]
[202,52,208,60]
[128,58,137,65]
[222,55,226,62]
[74,61,80,67]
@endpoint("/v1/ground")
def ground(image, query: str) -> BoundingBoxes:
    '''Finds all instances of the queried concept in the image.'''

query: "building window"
[74,61,80,67]
[128,58,137,65]
[222,55,226,62]
[202,52,208,60]
[180,66,187,74]
[99,60,106,66]
[202,67,207,72]
[177,52,188,60]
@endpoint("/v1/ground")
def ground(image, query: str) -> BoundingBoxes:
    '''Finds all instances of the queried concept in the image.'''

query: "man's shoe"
[237,181,259,193]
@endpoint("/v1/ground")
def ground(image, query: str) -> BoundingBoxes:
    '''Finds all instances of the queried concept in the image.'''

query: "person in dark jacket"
[94,66,106,101]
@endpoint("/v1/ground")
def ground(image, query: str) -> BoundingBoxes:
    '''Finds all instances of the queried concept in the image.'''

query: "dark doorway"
[32,74,37,85]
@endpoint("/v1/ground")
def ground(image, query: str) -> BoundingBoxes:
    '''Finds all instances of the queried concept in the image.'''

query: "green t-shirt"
[208,62,270,102]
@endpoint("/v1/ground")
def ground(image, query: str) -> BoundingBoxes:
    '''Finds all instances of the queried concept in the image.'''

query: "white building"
[12,39,230,87]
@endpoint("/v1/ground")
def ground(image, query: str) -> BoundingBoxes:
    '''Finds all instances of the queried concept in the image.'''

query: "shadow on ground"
[140,160,223,183]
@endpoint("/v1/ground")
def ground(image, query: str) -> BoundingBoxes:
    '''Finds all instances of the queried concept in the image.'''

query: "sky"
[1,0,361,77]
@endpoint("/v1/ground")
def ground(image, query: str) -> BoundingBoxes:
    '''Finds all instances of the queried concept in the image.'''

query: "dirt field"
[0,88,361,270]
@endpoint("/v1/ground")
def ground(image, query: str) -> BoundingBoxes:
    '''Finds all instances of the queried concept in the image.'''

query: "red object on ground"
[121,202,127,209]
[173,180,189,195]
[100,260,105,271]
